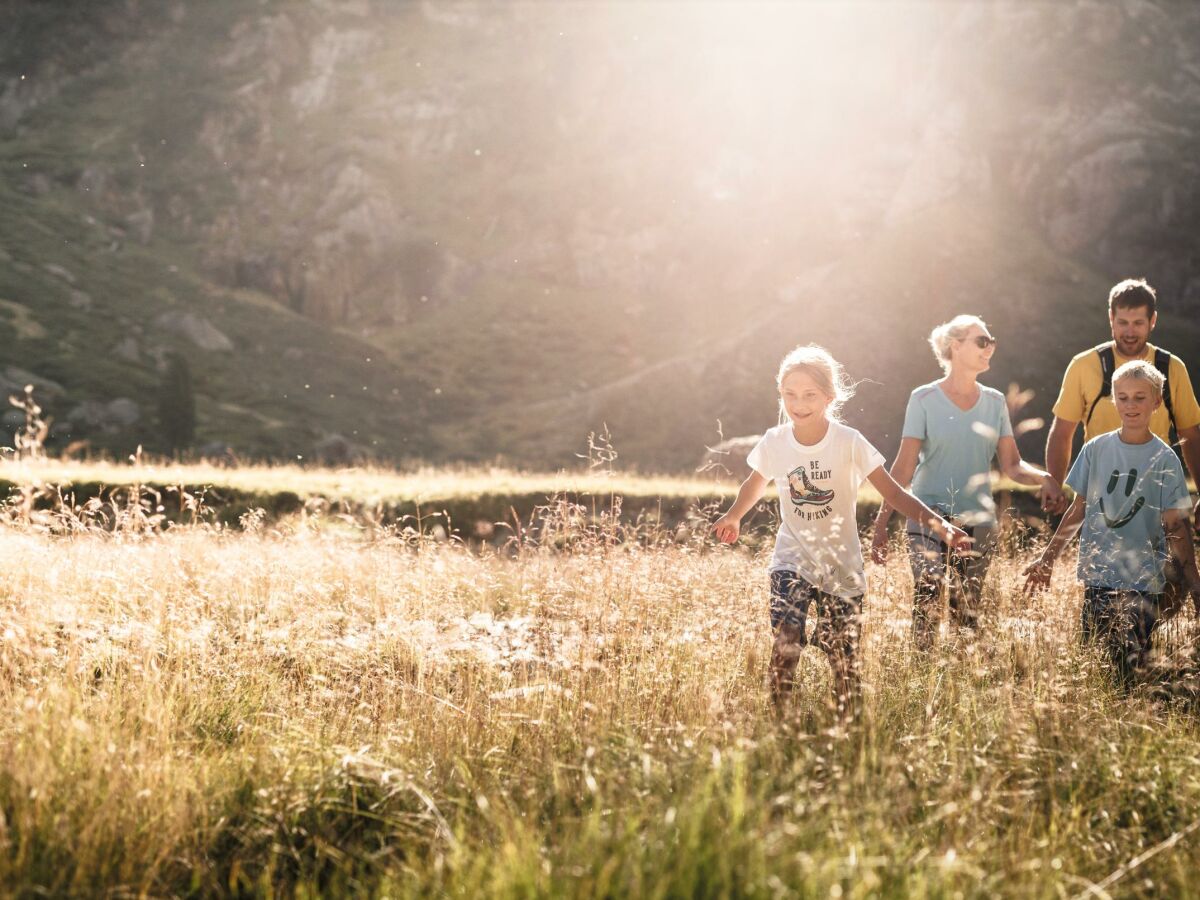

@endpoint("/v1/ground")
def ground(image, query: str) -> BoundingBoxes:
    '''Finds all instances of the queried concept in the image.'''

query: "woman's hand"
[1022,555,1054,595]
[870,521,890,565]
[713,514,741,544]
[1037,477,1067,515]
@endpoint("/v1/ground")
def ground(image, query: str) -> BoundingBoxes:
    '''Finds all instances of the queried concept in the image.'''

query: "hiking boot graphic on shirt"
[1100,468,1144,529]
[787,466,835,508]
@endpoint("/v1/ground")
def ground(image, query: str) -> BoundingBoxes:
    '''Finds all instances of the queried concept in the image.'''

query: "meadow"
[2,466,1200,898]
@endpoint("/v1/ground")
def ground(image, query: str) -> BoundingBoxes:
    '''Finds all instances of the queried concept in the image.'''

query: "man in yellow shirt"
[1046,278,1200,530]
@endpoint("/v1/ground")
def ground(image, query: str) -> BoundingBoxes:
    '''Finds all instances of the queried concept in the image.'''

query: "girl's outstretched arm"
[865,466,969,550]
[870,438,922,564]
[996,436,1067,514]
[713,470,770,544]
[1022,494,1086,595]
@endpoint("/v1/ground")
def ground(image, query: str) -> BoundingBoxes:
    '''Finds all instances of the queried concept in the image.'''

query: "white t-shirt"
[747,420,886,598]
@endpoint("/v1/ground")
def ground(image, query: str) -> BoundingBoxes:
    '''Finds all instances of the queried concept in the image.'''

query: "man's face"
[1109,304,1156,358]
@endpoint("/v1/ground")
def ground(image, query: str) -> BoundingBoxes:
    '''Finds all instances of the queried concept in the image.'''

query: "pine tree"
[158,353,195,456]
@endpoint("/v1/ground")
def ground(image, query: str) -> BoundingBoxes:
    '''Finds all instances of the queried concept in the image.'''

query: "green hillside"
[3,1,1199,469]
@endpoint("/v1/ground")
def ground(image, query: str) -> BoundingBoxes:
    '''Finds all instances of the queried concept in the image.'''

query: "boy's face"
[1112,375,1162,430]
[1109,304,1156,358]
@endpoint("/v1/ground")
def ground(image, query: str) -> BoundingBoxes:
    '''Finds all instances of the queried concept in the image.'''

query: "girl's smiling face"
[780,369,833,428]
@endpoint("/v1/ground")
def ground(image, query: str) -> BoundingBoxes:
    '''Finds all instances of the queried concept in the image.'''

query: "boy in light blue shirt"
[1026,361,1200,684]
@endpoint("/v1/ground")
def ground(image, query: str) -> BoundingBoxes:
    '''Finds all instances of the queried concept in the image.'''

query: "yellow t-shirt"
[1052,342,1200,442]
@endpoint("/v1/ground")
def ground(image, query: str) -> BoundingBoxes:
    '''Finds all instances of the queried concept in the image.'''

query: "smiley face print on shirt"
[1100,468,1145,529]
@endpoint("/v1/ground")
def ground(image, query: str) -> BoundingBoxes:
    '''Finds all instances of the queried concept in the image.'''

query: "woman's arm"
[713,470,770,544]
[996,436,1066,513]
[865,465,968,549]
[870,438,922,563]
[1022,494,1086,594]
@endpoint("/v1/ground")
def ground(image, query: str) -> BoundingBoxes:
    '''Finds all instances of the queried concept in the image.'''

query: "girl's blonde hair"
[776,344,856,423]
[1112,359,1165,398]
[929,314,988,372]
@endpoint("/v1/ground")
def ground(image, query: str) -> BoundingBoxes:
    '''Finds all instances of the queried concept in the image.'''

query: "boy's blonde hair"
[928,314,988,372]
[1112,359,1165,398]
[776,344,856,422]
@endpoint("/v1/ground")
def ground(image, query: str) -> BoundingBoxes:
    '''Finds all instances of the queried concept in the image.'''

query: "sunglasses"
[965,335,997,349]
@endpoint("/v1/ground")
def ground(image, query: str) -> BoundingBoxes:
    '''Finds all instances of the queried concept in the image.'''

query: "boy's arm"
[1163,508,1200,609]
[865,466,968,548]
[713,471,770,544]
[1023,494,1086,594]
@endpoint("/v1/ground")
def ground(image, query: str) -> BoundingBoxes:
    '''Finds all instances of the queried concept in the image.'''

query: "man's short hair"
[1108,278,1157,317]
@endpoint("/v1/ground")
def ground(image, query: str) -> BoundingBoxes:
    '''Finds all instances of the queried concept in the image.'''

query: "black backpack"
[1084,342,1178,442]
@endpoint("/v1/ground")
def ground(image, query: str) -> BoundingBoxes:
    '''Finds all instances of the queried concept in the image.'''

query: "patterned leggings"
[906,520,995,650]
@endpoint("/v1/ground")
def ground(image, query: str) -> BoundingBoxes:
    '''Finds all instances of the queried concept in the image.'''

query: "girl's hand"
[943,522,972,553]
[870,522,890,565]
[713,514,741,544]
[1022,555,1053,595]
[1037,477,1067,515]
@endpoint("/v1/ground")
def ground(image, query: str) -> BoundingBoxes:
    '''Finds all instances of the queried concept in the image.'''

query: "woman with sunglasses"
[870,315,1064,649]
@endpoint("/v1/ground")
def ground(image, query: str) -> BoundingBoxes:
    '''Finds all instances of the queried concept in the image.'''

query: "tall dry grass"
[1,504,1200,897]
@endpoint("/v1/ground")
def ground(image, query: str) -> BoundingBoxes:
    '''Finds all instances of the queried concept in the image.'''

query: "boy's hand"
[1187,573,1200,615]
[713,514,741,544]
[1022,555,1053,595]
[870,522,889,565]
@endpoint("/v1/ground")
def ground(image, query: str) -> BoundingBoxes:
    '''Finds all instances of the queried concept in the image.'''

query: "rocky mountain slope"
[2,0,1198,468]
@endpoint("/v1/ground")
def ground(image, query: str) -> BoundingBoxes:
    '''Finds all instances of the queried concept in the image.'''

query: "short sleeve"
[1158,453,1192,512]
[1169,356,1200,431]
[901,391,927,440]
[998,396,1014,438]
[1052,356,1086,423]
[1065,440,1092,496]
[851,432,886,485]
[746,433,772,478]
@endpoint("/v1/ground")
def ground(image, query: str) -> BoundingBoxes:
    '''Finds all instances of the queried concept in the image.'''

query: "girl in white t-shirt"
[714,345,970,718]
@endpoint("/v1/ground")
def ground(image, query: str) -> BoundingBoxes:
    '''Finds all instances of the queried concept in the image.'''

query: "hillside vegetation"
[3,1,1200,468]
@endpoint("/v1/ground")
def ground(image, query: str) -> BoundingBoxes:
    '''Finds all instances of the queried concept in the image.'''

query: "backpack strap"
[1085,343,1117,427]
[1153,347,1178,441]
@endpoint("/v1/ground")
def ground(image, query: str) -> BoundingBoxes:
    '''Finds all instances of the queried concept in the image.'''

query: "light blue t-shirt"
[1066,432,1192,593]
[902,382,1013,527]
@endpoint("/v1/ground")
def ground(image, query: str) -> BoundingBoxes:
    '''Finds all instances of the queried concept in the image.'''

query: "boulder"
[66,398,141,433]
[312,432,366,466]
[126,208,154,245]
[697,435,761,482]
[113,336,140,362]
[107,398,140,427]
[198,441,239,465]
[155,310,234,352]
[3,367,65,398]
[43,263,76,284]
